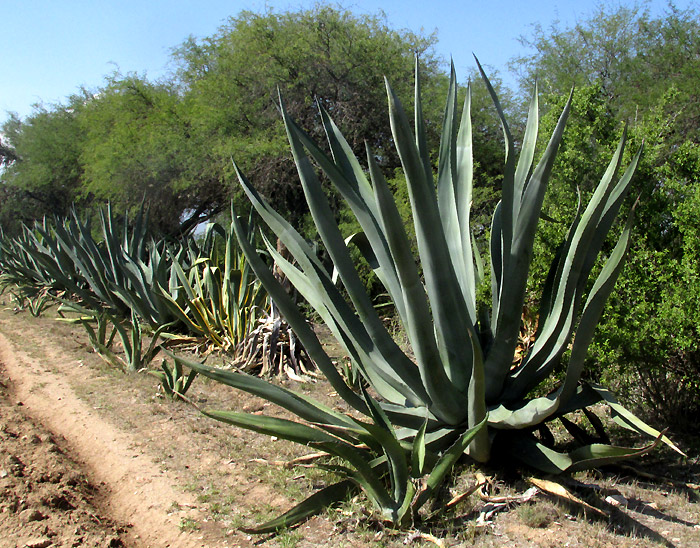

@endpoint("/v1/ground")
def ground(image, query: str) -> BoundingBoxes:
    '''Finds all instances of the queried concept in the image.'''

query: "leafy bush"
[531,85,700,432]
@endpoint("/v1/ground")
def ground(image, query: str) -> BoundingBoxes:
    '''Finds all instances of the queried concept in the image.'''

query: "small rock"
[42,494,75,510]
[605,494,627,507]
[25,539,52,548]
[39,470,63,484]
[20,508,46,522]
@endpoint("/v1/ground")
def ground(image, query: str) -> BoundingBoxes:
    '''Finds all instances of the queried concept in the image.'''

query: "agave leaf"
[409,56,432,183]
[590,384,684,455]
[279,98,428,404]
[204,409,397,513]
[475,56,515,279]
[367,148,457,417]
[576,140,642,296]
[261,233,423,405]
[203,409,348,446]
[284,106,404,319]
[203,407,392,513]
[556,209,635,405]
[413,415,488,510]
[489,207,636,428]
[360,386,409,504]
[484,88,572,402]
[169,352,357,430]
[505,138,640,400]
[317,106,377,212]
[508,430,666,474]
[386,75,475,418]
[489,201,504,321]
[437,62,476,324]
[455,82,478,317]
[513,84,539,206]
[411,417,429,478]
[243,479,357,533]
[228,192,368,415]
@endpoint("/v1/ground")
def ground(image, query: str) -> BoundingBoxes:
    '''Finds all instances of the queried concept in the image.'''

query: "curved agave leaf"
[279,97,431,408]
[367,148,463,420]
[413,415,488,509]
[263,235,423,406]
[228,195,368,415]
[484,86,573,402]
[168,351,357,431]
[243,479,357,534]
[386,75,476,421]
[507,430,665,475]
[504,139,642,400]
[488,207,637,428]
[590,384,684,455]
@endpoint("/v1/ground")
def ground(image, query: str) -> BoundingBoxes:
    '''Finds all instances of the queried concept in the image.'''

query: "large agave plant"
[176,59,682,528]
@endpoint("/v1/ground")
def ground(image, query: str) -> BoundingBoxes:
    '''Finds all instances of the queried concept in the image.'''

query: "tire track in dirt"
[0,329,216,548]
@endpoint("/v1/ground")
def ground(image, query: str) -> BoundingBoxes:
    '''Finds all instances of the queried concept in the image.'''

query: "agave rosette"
[175,57,682,528]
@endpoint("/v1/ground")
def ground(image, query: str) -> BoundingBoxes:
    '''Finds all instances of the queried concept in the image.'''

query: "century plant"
[157,215,268,353]
[58,302,169,372]
[0,221,82,293]
[1,205,187,327]
[171,58,684,528]
[150,358,198,399]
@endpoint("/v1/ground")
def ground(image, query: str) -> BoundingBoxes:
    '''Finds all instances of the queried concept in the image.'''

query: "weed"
[516,501,559,528]
[277,529,303,548]
[179,517,200,532]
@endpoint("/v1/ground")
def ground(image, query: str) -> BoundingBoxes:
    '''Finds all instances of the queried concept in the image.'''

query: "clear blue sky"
[2,0,696,121]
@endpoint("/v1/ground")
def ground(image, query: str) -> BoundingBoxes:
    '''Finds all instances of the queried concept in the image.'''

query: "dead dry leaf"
[527,477,607,517]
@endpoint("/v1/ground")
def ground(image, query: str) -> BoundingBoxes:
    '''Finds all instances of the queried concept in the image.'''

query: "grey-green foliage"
[57,302,169,372]
[0,204,271,359]
[177,59,683,529]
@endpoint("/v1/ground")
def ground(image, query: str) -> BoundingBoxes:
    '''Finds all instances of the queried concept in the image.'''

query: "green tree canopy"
[172,5,446,224]
[0,95,89,234]
[78,74,226,236]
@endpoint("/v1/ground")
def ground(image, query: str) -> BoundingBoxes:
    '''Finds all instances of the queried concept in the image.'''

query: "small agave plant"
[174,58,683,529]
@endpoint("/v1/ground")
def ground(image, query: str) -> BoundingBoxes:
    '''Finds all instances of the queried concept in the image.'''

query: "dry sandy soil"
[1,301,699,548]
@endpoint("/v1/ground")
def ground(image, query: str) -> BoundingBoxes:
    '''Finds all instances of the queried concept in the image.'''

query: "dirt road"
[0,326,213,547]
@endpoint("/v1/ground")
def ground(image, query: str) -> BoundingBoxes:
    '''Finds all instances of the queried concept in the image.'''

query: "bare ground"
[0,302,699,548]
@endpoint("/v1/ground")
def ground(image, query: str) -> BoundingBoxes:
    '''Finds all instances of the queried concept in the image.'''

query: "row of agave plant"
[0,205,280,381]
[170,59,685,530]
